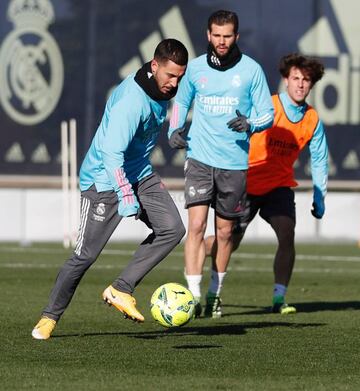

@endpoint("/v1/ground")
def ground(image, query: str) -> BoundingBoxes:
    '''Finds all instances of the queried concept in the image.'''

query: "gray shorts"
[184,158,249,219]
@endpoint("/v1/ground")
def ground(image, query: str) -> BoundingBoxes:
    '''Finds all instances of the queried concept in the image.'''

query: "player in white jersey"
[168,10,274,317]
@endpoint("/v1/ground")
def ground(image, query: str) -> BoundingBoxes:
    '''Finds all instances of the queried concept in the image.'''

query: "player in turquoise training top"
[32,39,188,340]
[168,10,274,318]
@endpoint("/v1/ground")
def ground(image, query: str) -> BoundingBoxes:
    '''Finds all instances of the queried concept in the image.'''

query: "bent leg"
[114,174,185,293]
[205,229,244,258]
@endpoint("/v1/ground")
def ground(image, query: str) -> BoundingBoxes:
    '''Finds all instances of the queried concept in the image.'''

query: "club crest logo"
[0,0,64,125]
[231,74,241,87]
[188,186,196,197]
[96,203,106,216]
[199,76,208,89]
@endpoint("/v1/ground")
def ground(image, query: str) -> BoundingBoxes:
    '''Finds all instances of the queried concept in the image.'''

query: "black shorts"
[184,158,249,219]
[233,187,296,233]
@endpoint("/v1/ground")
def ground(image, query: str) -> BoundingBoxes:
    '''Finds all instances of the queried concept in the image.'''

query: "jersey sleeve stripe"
[115,168,135,204]
[170,103,179,129]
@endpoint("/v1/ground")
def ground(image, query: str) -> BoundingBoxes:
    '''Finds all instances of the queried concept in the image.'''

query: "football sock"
[273,283,287,304]
[208,270,227,296]
[185,274,202,299]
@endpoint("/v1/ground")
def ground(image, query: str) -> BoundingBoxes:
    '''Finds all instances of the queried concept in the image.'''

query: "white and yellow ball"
[150,282,195,327]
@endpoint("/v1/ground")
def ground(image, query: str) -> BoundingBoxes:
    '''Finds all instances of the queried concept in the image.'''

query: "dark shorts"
[184,158,249,219]
[233,187,296,233]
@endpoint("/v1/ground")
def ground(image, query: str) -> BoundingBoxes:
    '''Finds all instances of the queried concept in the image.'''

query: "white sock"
[208,270,227,296]
[273,283,287,299]
[185,274,202,299]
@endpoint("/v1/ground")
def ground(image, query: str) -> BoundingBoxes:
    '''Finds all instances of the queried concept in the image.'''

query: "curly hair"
[279,53,325,85]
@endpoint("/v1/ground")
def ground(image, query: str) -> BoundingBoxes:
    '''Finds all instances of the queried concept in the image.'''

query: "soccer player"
[31,39,188,340]
[205,53,328,314]
[168,10,274,318]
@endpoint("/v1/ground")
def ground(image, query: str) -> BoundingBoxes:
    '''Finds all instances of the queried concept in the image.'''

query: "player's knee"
[175,222,186,242]
[164,216,185,243]
[216,224,233,242]
[69,252,96,269]
[188,217,207,237]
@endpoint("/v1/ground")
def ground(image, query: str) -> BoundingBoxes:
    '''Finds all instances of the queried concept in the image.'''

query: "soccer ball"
[150,282,195,327]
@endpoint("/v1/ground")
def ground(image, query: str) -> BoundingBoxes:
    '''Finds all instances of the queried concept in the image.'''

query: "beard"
[214,45,230,58]
[211,42,235,58]
[206,42,242,71]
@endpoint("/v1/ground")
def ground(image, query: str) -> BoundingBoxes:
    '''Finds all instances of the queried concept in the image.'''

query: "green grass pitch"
[1,242,360,390]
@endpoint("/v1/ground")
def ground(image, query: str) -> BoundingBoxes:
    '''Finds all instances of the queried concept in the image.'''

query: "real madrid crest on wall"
[0,0,64,126]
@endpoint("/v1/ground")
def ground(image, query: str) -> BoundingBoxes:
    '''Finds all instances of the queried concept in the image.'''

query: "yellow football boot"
[272,302,297,315]
[102,285,144,322]
[32,317,57,340]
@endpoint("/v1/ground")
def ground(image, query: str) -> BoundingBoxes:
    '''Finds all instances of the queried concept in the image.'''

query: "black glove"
[227,110,250,132]
[169,127,188,149]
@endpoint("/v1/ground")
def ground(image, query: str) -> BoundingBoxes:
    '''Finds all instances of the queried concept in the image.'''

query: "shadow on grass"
[221,304,270,316]
[293,301,360,313]
[224,300,360,315]
[52,321,324,341]
[173,344,223,349]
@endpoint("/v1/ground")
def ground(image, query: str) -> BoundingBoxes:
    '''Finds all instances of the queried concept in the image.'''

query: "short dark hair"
[154,38,188,66]
[207,10,238,34]
[279,53,325,86]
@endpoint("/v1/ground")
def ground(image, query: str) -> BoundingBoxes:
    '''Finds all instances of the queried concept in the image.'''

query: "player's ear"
[207,29,211,42]
[151,59,158,76]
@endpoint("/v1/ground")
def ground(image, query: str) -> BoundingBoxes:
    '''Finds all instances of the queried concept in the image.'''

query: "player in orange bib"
[204,53,328,315]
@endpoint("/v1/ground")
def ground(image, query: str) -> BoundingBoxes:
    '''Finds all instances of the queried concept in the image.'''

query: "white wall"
[2,188,359,243]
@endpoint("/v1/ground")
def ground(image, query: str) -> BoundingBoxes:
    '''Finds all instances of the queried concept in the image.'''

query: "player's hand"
[169,127,188,149]
[227,110,250,132]
[311,190,325,219]
[118,195,141,218]
[134,207,142,220]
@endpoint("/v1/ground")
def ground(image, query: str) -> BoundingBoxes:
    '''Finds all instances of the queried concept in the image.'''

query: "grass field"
[1,242,360,390]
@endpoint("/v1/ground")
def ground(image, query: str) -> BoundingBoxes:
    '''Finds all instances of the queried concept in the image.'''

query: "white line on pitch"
[0,262,359,275]
[1,246,360,263]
